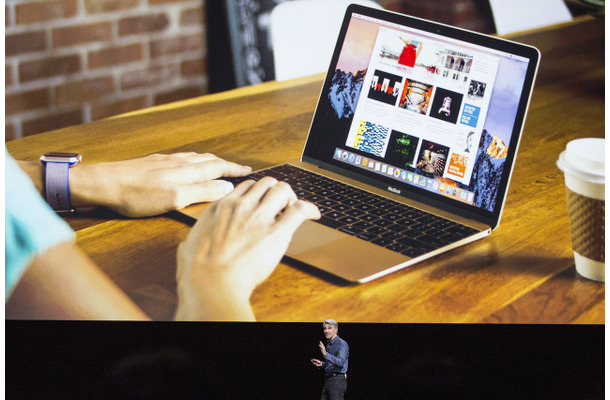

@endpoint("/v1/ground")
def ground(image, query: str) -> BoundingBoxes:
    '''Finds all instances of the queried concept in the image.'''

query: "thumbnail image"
[397,38,422,68]
[398,79,433,115]
[430,87,463,124]
[351,120,391,157]
[368,69,403,106]
[463,130,476,153]
[468,80,487,101]
[415,139,449,178]
[447,152,469,179]
[379,36,423,68]
[417,47,473,89]
[434,48,473,84]
[385,130,421,169]
[460,103,481,128]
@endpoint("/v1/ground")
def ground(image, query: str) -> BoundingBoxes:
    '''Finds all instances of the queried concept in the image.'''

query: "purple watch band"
[44,161,72,211]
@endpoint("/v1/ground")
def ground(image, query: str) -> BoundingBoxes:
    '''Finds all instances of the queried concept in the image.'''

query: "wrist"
[69,162,124,211]
[39,152,84,211]
[175,264,255,321]
[68,163,103,209]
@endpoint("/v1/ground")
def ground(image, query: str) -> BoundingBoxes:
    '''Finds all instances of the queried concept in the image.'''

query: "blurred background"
[4,0,603,141]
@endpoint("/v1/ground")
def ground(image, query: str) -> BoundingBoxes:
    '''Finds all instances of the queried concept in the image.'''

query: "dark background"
[6,321,604,399]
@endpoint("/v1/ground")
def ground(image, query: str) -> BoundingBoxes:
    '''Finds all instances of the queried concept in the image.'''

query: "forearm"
[16,160,103,209]
[5,242,150,320]
[174,274,256,321]
[17,160,45,194]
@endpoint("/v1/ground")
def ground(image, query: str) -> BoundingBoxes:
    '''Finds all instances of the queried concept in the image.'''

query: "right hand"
[174,177,320,321]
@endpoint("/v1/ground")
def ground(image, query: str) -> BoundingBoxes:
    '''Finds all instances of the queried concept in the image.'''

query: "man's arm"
[17,152,252,217]
[324,341,349,369]
[5,242,150,320]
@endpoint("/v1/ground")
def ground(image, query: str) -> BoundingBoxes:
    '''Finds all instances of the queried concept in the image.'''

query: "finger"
[254,181,298,221]
[274,200,320,234]
[160,152,219,163]
[176,180,237,205]
[183,159,252,182]
[239,176,282,201]
[223,179,257,200]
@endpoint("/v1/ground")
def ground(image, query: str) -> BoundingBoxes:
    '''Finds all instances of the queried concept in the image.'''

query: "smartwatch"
[40,152,82,212]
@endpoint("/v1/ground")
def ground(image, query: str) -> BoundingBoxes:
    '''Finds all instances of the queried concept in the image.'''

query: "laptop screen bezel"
[301,4,540,229]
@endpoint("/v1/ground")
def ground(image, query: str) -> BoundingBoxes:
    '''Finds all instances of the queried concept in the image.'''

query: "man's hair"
[323,319,338,332]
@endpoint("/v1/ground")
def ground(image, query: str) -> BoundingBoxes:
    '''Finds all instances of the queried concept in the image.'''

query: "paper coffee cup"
[557,138,605,282]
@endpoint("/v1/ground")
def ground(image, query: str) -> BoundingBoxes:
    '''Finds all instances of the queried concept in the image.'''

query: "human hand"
[319,341,327,356]
[174,177,320,321]
[311,359,323,367]
[70,152,252,217]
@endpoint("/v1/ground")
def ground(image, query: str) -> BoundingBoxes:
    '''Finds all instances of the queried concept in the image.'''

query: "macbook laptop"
[182,4,540,283]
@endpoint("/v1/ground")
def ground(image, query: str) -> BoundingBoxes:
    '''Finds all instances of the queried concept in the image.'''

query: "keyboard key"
[402,248,425,258]
[340,226,363,236]
[338,216,358,225]
[397,237,437,252]
[372,238,393,247]
[318,216,346,229]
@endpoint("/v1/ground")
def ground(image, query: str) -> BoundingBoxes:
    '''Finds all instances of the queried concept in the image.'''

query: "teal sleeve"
[5,150,75,300]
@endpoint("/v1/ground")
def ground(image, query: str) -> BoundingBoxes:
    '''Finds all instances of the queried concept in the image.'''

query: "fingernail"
[218,180,234,195]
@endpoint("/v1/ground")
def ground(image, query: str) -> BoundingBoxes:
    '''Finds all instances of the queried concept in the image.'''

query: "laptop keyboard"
[227,164,479,257]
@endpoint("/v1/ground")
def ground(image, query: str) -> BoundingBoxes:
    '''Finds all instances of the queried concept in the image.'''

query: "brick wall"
[5,0,493,141]
[5,0,207,141]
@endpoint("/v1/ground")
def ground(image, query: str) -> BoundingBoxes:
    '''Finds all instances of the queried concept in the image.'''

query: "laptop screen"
[303,6,539,226]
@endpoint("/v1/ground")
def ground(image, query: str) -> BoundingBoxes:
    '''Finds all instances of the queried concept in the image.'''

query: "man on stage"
[311,319,349,400]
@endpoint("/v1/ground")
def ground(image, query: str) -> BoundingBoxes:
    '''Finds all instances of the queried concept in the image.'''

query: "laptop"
[181,4,540,283]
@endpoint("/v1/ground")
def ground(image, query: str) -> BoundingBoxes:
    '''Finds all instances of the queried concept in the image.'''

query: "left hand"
[70,152,252,217]
[174,177,320,320]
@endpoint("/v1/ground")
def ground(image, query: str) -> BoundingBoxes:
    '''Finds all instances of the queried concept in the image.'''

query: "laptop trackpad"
[287,221,345,254]
[287,221,408,283]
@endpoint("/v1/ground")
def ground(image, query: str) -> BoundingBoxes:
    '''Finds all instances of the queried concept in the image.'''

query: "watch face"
[41,152,82,164]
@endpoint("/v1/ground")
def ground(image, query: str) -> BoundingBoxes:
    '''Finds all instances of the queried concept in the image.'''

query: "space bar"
[315,216,345,229]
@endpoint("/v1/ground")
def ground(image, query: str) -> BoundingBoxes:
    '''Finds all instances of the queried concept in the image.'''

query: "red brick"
[91,96,148,120]
[6,88,51,115]
[150,34,203,58]
[5,31,47,57]
[121,64,180,90]
[88,43,144,70]
[181,57,206,77]
[15,0,78,25]
[119,13,170,36]
[22,109,83,137]
[84,0,139,14]
[19,54,81,82]
[180,6,204,26]
[55,76,115,106]
[53,22,113,48]
[6,5,12,27]
[6,64,14,87]
[5,123,18,142]
[154,85,204,105]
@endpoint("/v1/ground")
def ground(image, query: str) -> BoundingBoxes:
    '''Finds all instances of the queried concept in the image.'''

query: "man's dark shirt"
[323,336,349,375]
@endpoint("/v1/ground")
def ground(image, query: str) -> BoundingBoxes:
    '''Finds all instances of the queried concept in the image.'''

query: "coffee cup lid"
[557,138,605,183]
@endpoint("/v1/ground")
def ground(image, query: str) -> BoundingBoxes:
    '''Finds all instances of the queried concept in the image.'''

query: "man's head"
[322,319,338,341]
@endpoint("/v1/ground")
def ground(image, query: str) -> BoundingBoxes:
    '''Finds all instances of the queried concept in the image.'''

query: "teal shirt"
[5,150,75,299]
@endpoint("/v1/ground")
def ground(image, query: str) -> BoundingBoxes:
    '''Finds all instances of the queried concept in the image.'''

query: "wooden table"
[6,16,604,323]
